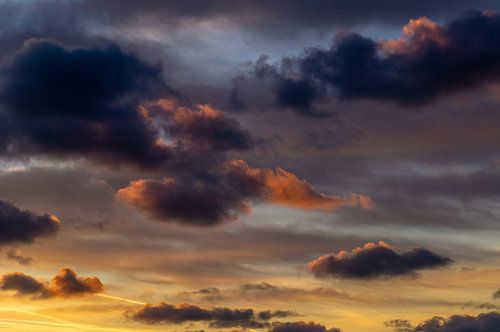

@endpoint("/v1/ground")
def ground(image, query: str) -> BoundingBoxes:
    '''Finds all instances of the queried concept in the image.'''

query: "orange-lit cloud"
[0,268,103,299]
[381,17,447,55]
[228,159,373,211]
[117,159,371,225]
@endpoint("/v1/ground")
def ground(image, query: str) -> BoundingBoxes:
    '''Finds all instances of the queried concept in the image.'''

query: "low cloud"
[0,268,103,298]
[270,321,342,332]
[388,312,500,332]
[127,302,295,328]
[308,241,452,279]
[118,159,371,226]
[0,199,60,244]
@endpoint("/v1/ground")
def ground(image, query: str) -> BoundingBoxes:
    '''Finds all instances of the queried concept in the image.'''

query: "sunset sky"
[2,1,500,331]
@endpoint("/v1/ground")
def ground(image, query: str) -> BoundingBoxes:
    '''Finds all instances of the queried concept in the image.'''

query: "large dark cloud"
[270,321,342,332]
[0,268,103,299]
[0,199,59,244]
[308,241,452,279]
[0,39,173,167]
[0,39,254,169]
[237,10,500,114]
[127,302,294,328]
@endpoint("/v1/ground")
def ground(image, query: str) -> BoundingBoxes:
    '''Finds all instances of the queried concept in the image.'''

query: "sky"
[1,0,500,331]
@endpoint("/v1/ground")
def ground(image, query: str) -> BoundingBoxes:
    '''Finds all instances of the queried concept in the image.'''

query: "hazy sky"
[1,1,500,331]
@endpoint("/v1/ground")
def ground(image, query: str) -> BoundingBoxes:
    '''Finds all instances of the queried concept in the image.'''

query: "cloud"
[6,248,33,265]
[493,289,500,299]
[0,39,257,172]
[178,282,351,305]
[0,39,174,167]
[0,268,103,299]
[390,312,500,332]
[238,10,500,114]
[0,272,49,298]
[118,159,370,226]
[385,319,413,332]
[258,310,297,321]
[4,0,497,45]
[127,302,294,328]
[49,268,103,297]
[0,199,60,244]
[149,99,253,152]
[270,321,342,332]
[308,241,452,279]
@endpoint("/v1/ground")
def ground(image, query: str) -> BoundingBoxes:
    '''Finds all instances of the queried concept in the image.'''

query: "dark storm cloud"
[0,199,59,244]
[238,10,500,114]
[308,241,452,279]
[270,321,342,332]
[127,302,294,328]
[0,268,103,299]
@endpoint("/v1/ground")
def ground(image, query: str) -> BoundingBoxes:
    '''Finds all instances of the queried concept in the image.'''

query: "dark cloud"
[0,39,173,167]
[0,39,255,172]
[238,10,500,114]
[308,241,452,279]
[493,289,500,299]
[127,302,294,328]
[118,159,370,226]
[270,321,342,332]
[0,199,60,244]
[0,272,48,298]
[0,268,103,299]
[403,312,500,332]
[258,310,297,321]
